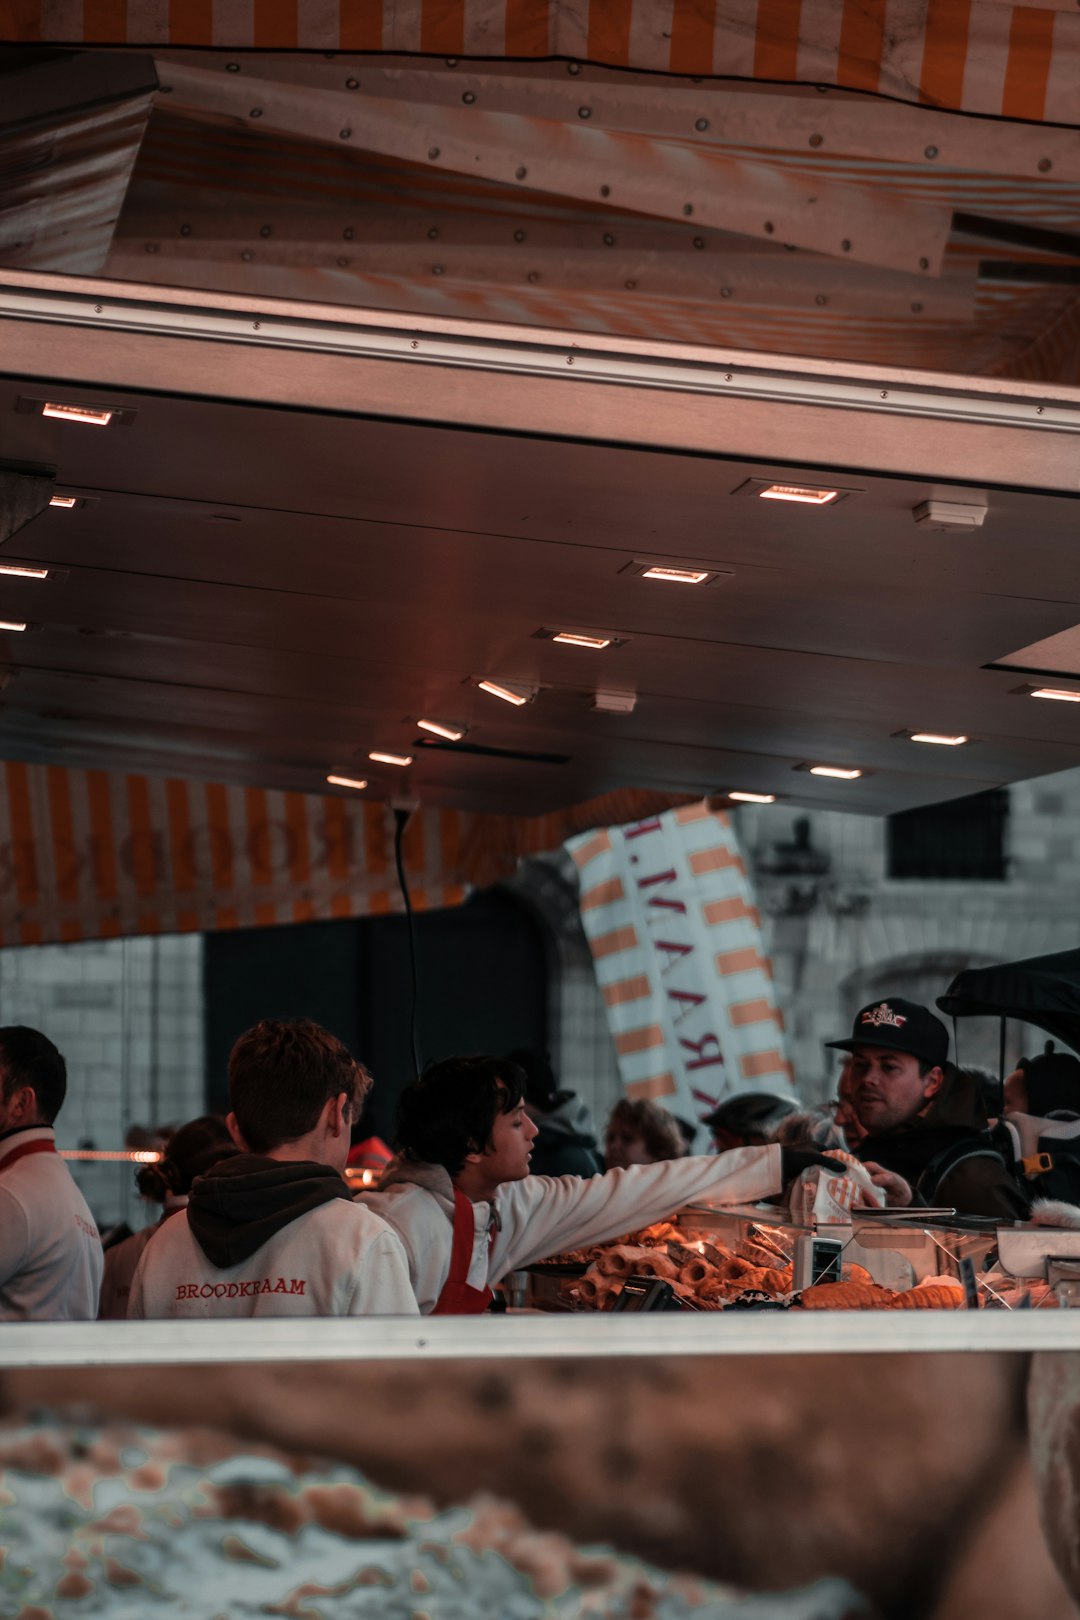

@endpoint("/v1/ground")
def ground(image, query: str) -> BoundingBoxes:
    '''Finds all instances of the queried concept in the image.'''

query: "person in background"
[365,1055,837,1314]
[99,1116,237,1320]
[704,1092,799,1152]
[129,1019,417,1319]
[671,1115,698,1156]
[604,1096,684,1169]
[1003,1045,1080,1122]
[510,1048,602,1178]
[0,1025,103,1321]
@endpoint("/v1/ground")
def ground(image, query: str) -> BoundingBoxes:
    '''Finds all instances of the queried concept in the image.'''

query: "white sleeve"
[126,1243,149,1320]
[361,1188,452,1316]
[350,1229,421,1317]
[490,1145,783,1281]
[0,1188,28,1287]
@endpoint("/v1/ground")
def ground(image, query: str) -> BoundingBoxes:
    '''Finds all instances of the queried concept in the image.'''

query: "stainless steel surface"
[997,1226,1080,1279]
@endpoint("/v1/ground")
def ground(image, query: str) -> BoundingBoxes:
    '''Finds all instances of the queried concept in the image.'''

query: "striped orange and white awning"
[0,761,691,946]
[4,2,1079,125]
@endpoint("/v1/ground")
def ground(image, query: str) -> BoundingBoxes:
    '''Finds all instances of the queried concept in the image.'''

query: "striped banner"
[2,2,1078,124]
[568,801,793,1132]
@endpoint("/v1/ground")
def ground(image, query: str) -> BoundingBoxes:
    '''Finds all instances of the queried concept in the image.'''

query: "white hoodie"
[362,1145,782,1314]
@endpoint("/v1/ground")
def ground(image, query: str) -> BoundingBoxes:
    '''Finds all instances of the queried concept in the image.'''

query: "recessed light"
[808,764,862,780]
[41,402,114,427]
[640,566,712,585]
[1029,687,1080,703]
[552,632,612,649]
[49,495,78,509]
[728,790,777,804]
[477,679,535,706]
[0,564,49,580]
[326,774,368,790]
[368,751,413,767]
[0,620,29,633]
[759,483,840,505]
[417,718,467,741]
[909,732,969,746]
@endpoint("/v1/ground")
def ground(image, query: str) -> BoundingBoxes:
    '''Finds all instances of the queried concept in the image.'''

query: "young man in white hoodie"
[363,1056,835,1314]
[129,1019,417,1319]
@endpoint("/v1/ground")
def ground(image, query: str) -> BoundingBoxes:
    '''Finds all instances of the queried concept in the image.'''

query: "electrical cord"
[393,805,423,1079]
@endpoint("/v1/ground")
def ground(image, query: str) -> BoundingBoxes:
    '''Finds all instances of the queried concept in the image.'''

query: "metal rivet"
[625,279,637,290]
[340,128,352,139]
[599,184,610,197]
[343,227,354,240]
[919,256,929,270]
[462,91,476,104]
[809,133,823,147]
[724,372,733,381]
[252,321,261,330]
[446,57,458,67]
[145,242,158,253]
[880,390,889,399]
[94,304,103,313]
[429,147,441,160]
[1039,158,1053,173]
[180,224,191,236]
[764,221,774,233]
[911,301,923,313]
[693,237,705,249]
[568,62,581,75]
[603,233,615,246]
[250,107,262,118]
[721,286,732,298]
[527,271,539,283]
[567,356,574,365]
[260,224,272,237]
[226,62,240,72]
[924,145,938,159]
[514,229,525,242]
[1037,406,1045,414]
[841,239,851,251]
[683,203,694,216]
[578,106,591,119]
[411,340,419,349]
[346,78,359,89]
[428,227,439,239]
[516,166,527,179]
[695,117,709,132]
[433,264,444,275]
[241,250,253,261]
[815,294,827,305]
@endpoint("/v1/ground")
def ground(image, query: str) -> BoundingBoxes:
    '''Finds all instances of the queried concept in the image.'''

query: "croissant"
[891,1285,964,1310]
[799,1282,894,1310]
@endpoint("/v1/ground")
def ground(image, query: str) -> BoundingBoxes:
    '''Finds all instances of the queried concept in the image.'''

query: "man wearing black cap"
[827,999,1029,1219]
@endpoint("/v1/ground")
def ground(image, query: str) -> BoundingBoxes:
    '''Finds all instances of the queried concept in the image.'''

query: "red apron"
[431,1188,495,1315]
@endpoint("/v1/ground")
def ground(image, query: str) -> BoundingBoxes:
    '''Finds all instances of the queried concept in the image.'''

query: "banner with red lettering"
[568,802,793,1138]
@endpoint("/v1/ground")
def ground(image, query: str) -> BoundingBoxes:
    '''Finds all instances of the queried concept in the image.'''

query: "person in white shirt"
[364,1056,836,1315]
[129,1019,417,1319]
[0,1025,103,1321]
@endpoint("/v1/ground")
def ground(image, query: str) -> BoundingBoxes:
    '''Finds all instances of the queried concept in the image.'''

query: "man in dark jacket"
[508,1049,602,1178]
[826,999,1029,1220]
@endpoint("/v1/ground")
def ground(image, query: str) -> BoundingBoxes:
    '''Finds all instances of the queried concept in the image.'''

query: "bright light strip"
[909,732,969,746]
[1030,688,1080,704]
[0,620,29,632]
[0,564,48,580]
[326,774,368,790]
[59,1149,161,1163]
[368,751,413,767]
[42,402,114,426]
[343,1168,379,1185]
[417,718,467,741]
[552,632,612,649]
[809,765,862,780]
[641,566,711,585]
[49,495,78,509]
[728,791,776,804]
[758,484,839,505]
[478,679,530,706]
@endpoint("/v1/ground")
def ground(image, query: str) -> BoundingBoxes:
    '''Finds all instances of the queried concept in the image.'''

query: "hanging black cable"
[393,805,422,1079]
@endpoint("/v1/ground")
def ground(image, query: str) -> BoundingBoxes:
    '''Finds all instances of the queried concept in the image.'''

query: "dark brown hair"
[135,1115,236,1200]
[606,1097,684,1163]
[396,1055,526,1176]
[228,1019,370,1153]
[0,1026,66,1125]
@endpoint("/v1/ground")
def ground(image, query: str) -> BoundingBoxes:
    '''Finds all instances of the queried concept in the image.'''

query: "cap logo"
[861,1002,907,1030]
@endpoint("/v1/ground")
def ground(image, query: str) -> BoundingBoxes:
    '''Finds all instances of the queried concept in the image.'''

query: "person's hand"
[863,1162,913,1207]
[779,1147,845,1183]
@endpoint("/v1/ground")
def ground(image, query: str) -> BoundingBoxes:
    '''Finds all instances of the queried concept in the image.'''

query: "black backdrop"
[203,887,549,1141]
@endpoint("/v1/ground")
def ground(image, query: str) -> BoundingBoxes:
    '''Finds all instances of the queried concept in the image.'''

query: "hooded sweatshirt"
[128,1154,418,1319]
[361,1145,782,1314]
[529,1092,603,1178]
[857,1068,1029,1220]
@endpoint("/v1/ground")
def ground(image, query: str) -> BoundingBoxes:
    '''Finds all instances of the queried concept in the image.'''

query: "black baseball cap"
[826,999,949,1069]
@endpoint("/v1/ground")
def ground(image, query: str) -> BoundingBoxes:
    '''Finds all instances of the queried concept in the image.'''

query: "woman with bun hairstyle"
[99,1115,236,1319]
